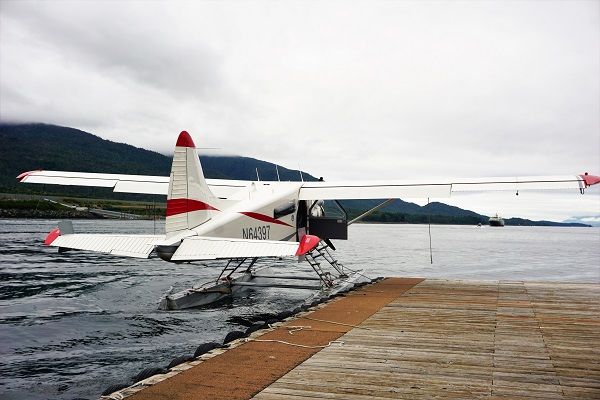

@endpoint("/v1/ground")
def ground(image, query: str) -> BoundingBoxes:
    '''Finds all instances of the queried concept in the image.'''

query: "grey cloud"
[1,2,225,99]
[0,0,598,219]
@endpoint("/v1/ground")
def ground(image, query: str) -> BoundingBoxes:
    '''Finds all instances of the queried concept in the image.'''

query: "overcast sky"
[1,0,598,221]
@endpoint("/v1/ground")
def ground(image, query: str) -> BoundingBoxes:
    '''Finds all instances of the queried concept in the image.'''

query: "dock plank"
[253,280,600,400]
[119,278,599,399]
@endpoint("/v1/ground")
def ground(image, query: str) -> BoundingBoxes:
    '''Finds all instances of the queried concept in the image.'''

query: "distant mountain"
[503,218,589,227]
[562,216,600,227]
[0,123,315,198]
[336,199,423,215]
[0,123,589,227]
[336,200,483,219]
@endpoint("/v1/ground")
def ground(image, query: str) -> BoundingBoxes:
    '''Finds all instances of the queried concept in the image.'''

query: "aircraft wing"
[170,236,317,261]
[47,233,164,258]
[298,174,598,200]
[18,170,599,200]
[17,170,250,198]
[17,170,169,194]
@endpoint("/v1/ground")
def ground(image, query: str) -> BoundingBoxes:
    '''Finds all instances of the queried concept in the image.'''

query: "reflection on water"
[0,219,598,399]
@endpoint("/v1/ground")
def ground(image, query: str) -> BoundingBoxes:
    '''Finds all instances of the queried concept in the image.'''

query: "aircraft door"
[296,200,308,241]
[306,200,348,240]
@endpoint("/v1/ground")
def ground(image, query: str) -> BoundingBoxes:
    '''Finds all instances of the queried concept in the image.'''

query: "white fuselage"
[193,182,302,240]
[158,182,306,250]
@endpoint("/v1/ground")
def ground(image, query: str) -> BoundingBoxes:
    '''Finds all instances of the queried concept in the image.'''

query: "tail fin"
[166,131,220,236]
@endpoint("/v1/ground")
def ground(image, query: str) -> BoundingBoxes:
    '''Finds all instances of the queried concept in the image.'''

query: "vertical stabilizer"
[166,131,220,236]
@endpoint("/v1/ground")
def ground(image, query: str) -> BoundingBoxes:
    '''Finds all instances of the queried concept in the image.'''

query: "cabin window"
[274,202,296,219]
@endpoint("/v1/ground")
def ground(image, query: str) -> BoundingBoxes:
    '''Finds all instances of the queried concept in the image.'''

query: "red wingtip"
[176,131,195,148]
[44,228,61,246]
[295,234,321,256]
[16,169,42,181]
[580,173,600,187]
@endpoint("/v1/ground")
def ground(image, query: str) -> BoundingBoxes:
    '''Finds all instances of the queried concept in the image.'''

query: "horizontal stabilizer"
[171,236,315,261]
[48,234,164,258]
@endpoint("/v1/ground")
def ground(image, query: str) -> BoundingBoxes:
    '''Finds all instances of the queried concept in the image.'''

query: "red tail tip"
[295,234,321,256]
[176,131,195,148]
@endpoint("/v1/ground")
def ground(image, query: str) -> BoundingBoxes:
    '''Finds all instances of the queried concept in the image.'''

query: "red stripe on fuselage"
[240,212,293,227]
[166,199,219,217]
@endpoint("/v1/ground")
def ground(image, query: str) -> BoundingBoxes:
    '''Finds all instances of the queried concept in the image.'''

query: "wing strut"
[348,199,395,225]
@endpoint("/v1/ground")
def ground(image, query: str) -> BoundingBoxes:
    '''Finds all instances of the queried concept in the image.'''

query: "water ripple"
[1,219,598,400]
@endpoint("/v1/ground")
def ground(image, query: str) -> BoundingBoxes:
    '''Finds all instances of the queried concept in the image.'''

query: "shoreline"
[0,195,591,226]
[0,212,591,226]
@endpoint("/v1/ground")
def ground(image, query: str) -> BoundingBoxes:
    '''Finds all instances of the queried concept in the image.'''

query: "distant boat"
[489,214,505,227]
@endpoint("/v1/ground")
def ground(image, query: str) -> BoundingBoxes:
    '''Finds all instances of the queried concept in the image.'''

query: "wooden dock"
[122,278,600,400]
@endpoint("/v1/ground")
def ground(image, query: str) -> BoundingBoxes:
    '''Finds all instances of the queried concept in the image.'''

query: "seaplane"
[17,131,600,309]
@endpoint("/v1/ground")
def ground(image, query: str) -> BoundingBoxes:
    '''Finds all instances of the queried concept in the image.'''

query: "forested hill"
[0,123,316,195]
[0,123,589,227]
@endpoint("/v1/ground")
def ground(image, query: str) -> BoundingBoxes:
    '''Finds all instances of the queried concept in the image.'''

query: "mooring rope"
[344,268,373,282]
[244,338,344,349]
[303,316,371,330]
[285,325,311,335]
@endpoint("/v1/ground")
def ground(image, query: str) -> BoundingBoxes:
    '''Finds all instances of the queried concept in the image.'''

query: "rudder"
[166,131,220,236]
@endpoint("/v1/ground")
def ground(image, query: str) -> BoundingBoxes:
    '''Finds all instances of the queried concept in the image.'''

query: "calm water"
[0,219,598,399]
